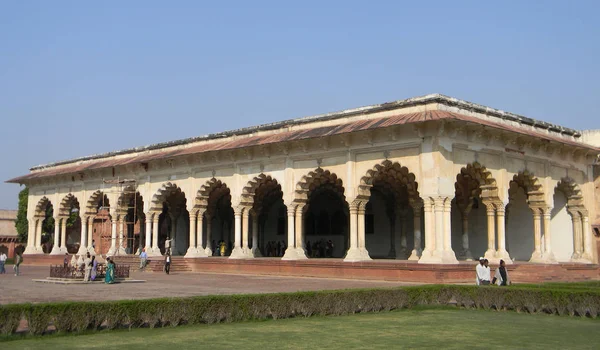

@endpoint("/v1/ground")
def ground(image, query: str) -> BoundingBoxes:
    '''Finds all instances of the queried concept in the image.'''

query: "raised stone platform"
[21,254,600,284]
[33,277,145,284]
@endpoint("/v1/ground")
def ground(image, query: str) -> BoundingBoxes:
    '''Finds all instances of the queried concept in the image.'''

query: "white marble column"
[541,208,556,263]
[148,214,161,256]
[418,198,438,263]
[230,207,245,258]
[282,206,299,260]
[242,208,250,256]
[570,211,583,261]
[144,215,152,252]
[35,219,43,253]
[87,217,95,254]
[460,210,473,260]
[408,201,423,261]
[344,201,361,262]
[442,198,458,263]
[495,204,512,263]
[294,205,307,258]
[582,214,593,262]
[108,215,118,256]
[78,216,88,255]
[24,220,36,254]
[530,208,544,262]
[356,202,371,260]
[185,211,199,257]
[205,216,213,256]
[483,202,496,260]
[118,218,126,255]
[50,217,61,254]
[59,218,68,253]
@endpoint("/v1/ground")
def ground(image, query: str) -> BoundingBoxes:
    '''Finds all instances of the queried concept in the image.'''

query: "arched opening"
[297,168,348,258]
[506,171,545,262]
[358,161,421,260]
[118,188,145,255]
[86,191,110,255]
[58,194,81,254]
[151,184,188,256]
[553,179,587,262]
[451,162,498,261]
[195,179,234,256]
[241,174,285,257]
[550,189,572,261]
[35,197,54,254]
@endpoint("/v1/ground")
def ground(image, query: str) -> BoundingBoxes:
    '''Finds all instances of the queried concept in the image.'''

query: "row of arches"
[25,161,593,264]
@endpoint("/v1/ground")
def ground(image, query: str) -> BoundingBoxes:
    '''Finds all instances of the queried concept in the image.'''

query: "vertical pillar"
[356,202,371,260]
[205,216,213,256]
[230,207,245,258]
[118,217,126,255]
[185,211,199,257]
[295,205,307,258]
[87,217,95,254]
[418,198,437,262]
[59,218,68,253]
[441,198,458,263]
[251,212,261,257]
[541,208,556,263]
[282,206,299,260]
[570,211,583,260]
[495,204,512,263]
[108,214,117,256]
[150,214,161,256]
[393,208,404,259]
[35,218,43,253]
[242,208,250,255]
[434,198,444,255]
[78,216,88,255]
[483,202,496,260]
[530,208,543,262]
[169,215,177,254]
[344,201,360,261]
[24,220,36,254]
[582,214,593,262]
[144,214,152,251]
[197,211,206,255]
[408,200,423,261]
[460,209,473,260]
[50,217,61,254]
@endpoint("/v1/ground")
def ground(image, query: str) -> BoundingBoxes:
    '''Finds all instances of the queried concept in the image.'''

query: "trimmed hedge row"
[1,285,599,336]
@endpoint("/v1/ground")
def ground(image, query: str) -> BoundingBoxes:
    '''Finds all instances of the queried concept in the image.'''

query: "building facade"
[8,94,600,264]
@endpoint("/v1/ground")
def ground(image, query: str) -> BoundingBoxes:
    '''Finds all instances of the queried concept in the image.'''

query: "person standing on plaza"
[14,252,23,276]
[139,248,148,270]
[164,252,171,274]
[90,255,97,281]
[83,252,92,282]
[0,251,7,274]
[475,257,486,285]
[104,258,115,284]
[492,259,511,286]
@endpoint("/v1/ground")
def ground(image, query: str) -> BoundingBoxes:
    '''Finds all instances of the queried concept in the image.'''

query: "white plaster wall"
[551,190,574,262]
[506,188,534,261]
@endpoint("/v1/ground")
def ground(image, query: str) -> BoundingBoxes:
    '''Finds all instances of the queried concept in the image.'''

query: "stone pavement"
[0,266,418,305]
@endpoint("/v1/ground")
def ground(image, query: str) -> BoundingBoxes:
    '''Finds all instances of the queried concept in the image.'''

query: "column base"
[407,248,422,261]
[417,250,443,264]
[106,247,117,257]
[484,249,496,261]
[529,250,544,263]
[343,248,371,262]
[441,250,459,264]
[281,247,308,260]
[50,246,62,255]
[77,246,89,255]
[229,247,247,259]
[185,247,209,258]
[251,247,263,258]
[23,246,37,255]
[459,249,473,261]
[59,246,68,254]
[146,247,162,257]
[204,248,213,256]
[87,247,97,256]
[495,250,513,264]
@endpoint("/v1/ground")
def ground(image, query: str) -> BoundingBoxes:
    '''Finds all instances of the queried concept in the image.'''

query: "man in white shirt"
[476,257,490,285]
[0,251,7,274]
[482,259,491,285]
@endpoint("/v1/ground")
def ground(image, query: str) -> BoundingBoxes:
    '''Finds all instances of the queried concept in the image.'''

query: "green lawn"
[3,307,599,350]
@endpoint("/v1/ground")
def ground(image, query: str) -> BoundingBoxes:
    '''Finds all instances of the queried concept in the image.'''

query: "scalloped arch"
[150,182,186,211]
[358,160,419,203]
[34,197,52,217]
[294,168,345,204]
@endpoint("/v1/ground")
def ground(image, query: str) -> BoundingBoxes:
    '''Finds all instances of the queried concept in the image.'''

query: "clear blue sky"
[1,1,599,209]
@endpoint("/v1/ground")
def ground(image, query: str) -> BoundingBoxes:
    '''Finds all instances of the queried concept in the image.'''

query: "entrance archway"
[57,194,81,254]
[195,178,233,256]
[85,191,111,255]
[34,197,54,254]
[117,187,145,255]
[151,183,189,256]
[553,179,588,262]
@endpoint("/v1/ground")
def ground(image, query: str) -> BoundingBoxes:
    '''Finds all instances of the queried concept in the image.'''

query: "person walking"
[139,248,148,270]
[476,257,487,285]
[83,253,92,282]
[164,253,171,274]
[104,258,115,284]
[14,252,23,276]
[0,251,7,274]
[492,259,511,286]
[90,255,97,281]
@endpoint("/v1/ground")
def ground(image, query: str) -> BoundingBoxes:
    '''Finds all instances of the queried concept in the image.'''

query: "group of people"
[0,251,22,275]
[306,240,335,258]
[476,257,510,286]
[63,252,115,284]
[265,240,287,257]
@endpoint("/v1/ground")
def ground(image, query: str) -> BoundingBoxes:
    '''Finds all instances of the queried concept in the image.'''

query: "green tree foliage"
[42,205,55,239]
[15,187,29,243]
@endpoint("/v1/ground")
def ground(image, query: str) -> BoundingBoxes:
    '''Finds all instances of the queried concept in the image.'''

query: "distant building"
[0,210,20,258]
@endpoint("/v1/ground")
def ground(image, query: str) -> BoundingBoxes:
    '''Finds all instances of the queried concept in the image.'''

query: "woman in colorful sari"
[104,258,115,284]
[90,255,98,281]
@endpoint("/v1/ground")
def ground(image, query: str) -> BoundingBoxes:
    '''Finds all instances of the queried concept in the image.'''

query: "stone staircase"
[111,255,192,273]
[149,256,192,273]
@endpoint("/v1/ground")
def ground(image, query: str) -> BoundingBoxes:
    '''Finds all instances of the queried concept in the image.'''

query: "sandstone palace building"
[8,94,600,266]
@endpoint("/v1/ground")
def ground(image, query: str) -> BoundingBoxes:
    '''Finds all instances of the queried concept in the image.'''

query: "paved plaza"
[0,266,416,305]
